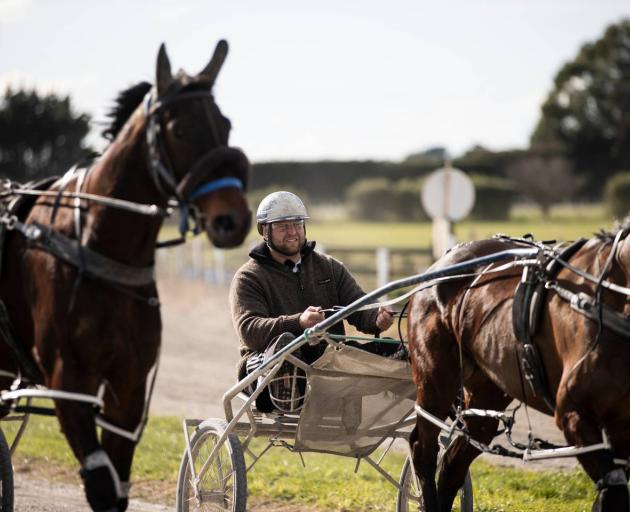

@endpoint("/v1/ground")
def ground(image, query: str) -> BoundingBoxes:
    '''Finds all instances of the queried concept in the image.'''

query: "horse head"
[145,40,251,248]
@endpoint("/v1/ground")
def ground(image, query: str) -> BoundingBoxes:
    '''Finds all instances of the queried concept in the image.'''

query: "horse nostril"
[213,214,236,234]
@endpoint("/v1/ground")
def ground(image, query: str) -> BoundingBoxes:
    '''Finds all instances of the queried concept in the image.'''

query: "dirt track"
[14,277,577,511]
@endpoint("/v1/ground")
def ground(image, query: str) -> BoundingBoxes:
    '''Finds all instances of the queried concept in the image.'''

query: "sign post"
[421,162,475,260]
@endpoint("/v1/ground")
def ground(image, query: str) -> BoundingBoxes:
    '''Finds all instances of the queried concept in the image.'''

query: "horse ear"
[197,39,229,84]
[156,43,174,97]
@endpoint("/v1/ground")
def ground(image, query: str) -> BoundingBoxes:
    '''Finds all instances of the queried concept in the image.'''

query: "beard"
[268,237,304,256]
[266,227,305,257]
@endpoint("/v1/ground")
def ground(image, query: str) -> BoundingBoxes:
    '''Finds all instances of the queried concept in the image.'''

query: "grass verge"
[3,414,596,511]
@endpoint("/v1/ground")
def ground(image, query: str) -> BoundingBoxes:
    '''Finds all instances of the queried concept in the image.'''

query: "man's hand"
[375,307,395,332]
[299,306,325,329]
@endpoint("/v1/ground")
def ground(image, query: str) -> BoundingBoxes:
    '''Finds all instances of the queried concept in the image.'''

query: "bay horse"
[407,220,630,511]
[0,41,251,511]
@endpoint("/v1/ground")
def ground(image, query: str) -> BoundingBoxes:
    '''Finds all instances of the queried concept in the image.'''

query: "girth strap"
[26,222,155,287]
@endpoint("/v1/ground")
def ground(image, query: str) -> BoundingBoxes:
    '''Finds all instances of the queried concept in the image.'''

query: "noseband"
[143,89,248,236]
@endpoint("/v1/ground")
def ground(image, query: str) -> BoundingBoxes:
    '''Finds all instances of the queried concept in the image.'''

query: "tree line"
[0,89,93,182]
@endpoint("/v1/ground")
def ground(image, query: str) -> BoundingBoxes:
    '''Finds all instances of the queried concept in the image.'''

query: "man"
[229,191,394,411]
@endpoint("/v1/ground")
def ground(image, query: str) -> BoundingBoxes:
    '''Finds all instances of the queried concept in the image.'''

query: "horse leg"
[97,433,135,512]
[409,418,441,511]
[98,380,150,512]
[409,312,462,512]
[57,406,121,512]
[437,373,511,510]
[559,406,629,512]
[52,368,124,511]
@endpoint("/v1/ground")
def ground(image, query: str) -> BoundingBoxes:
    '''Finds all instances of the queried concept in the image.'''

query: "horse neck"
[579,233,630,309]
[81,108,166,266]
[616,231,630,301]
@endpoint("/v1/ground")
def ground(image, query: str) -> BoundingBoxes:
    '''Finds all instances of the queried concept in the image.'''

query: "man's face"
[266,220,306,256]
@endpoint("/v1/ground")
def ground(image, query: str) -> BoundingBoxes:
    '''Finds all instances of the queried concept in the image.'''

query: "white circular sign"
[421,167,475,221]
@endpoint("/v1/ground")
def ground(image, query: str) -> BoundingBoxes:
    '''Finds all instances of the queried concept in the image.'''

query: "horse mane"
[101,81,152,141]
[596,214,630,241]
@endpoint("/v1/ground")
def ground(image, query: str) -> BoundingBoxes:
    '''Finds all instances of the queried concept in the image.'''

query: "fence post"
[174,244,185,277]
[376,247,390,290]
[213,248,226,285]
[191,237,204,278]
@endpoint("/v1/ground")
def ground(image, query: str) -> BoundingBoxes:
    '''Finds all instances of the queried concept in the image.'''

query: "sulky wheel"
[396,455,473,512]
[176,418,246,512]
[0,428,13,512]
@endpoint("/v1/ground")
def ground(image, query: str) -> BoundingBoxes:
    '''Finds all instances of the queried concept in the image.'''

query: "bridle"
[143,86,249,239]
[0,81,251,300]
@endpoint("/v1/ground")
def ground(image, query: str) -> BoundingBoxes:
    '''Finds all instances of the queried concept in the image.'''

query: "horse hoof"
[79,466,119,511]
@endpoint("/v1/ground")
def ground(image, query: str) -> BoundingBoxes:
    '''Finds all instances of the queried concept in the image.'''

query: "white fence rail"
[156,239,433,290]
[156,238,232,285]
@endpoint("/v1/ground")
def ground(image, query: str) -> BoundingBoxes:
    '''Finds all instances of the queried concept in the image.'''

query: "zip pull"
[284,259,304,291]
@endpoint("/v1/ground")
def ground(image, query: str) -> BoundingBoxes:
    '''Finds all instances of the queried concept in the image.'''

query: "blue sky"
[1,0,628,162]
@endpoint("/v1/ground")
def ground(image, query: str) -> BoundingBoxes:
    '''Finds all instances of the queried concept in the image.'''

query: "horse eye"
[168,120,185,139]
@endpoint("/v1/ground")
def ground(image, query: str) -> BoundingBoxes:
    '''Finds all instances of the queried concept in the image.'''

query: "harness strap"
[546,282,630,340]
[0,214,155,288]
[508,239,589,410]
[0,352,160,445]
[177,176,244,236]
[28,223,155,287]
[188,176,243,201]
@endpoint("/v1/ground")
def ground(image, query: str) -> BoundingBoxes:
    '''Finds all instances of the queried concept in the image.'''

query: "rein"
[0,182,168,218]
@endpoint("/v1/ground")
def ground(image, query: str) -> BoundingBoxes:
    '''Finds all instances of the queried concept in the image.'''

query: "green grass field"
[306,203,612,249]
[2,414,596,511]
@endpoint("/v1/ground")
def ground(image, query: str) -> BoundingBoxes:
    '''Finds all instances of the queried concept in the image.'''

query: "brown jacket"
[229,241,379,355]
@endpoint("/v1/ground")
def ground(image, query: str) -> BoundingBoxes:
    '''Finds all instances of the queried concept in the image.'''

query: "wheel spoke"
[189,435,235,510]
[178,422,245,512]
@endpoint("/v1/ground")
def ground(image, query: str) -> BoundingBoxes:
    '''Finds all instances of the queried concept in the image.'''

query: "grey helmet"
[256,191,309,235]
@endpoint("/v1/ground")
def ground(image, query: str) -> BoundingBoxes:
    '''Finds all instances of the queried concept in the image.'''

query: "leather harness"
[504,232,630,412]
[510,237,586,411]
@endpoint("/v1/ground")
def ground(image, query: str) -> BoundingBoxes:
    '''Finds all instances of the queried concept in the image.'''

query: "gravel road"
[13,277,576,510]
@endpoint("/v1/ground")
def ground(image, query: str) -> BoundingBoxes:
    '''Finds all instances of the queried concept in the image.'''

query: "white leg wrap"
[84,449,126,499]
[604,468,628,487]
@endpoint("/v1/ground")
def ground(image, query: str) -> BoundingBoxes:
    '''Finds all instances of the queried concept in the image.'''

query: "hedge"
[469,174,517,220]
[604,172,630,219]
